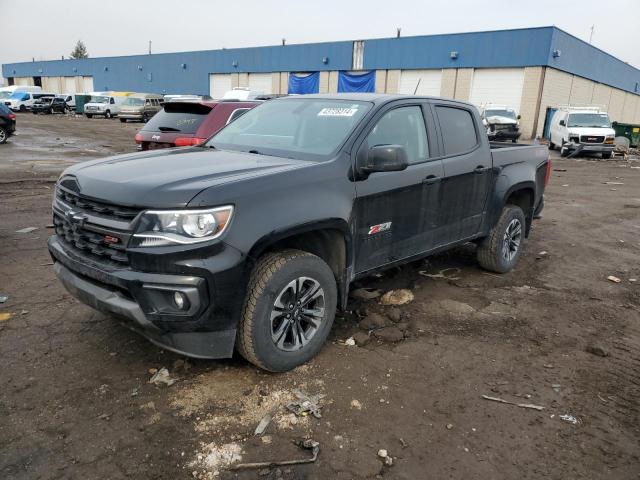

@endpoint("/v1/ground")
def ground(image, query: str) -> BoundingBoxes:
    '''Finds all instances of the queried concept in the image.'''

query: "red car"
[135,100,260,150]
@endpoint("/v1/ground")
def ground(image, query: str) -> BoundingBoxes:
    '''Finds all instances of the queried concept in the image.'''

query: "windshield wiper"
[158,126,180,132]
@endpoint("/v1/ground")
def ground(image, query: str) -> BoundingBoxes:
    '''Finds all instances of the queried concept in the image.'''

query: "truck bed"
[490,141,549,169]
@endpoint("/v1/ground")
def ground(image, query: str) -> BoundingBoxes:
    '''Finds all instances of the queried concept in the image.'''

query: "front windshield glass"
[0,92,11,99]
[90,96,109,104]
[485,109,517,120]
[208,99,372,160]
[568,113,611,128]
[10,92,29,101]
[124,97,145,106]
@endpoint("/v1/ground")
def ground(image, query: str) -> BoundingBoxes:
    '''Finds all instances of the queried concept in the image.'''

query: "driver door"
[353,101,444,274]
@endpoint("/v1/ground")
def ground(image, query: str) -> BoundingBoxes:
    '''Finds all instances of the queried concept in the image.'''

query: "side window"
[145,99,151,105]
[365,106,429,164]
[227,108,250,124]
[435,106,478,155]
[110,97,115,104]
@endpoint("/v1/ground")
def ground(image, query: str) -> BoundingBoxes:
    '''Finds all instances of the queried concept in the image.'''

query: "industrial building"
[3,26,640,139]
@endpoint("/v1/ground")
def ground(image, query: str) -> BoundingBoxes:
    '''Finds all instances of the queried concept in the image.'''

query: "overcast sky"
[1,0,639,68]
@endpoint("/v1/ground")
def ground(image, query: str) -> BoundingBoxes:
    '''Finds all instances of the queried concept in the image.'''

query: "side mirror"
[559,120,566,126]
[359,145,409,174]
[517,114,521,120]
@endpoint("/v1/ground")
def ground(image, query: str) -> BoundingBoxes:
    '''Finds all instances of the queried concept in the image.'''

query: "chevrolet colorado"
[49,94,550,371]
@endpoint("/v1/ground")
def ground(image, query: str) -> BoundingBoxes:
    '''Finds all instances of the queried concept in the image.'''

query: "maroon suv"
[135,100,260,150]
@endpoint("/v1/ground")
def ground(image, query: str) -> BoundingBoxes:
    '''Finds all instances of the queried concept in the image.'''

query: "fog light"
[174,291,187,310]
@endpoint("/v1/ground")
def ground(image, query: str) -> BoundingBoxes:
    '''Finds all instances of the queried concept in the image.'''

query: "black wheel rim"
[502,218,522,262]
[270,277,325,352]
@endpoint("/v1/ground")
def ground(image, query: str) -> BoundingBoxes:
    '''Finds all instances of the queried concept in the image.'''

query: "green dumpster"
[612,121,640,147]
[74,94,91,114]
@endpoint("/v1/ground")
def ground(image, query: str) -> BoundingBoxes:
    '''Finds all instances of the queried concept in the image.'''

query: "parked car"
[118,94,164,123]
[31,96,70,114]
[222,88,265,100]
[479,104,521,142]
[49,94,549,371]
[0,103,17,143]
[163,94,213,103]
[5,91,55,112]
[548,106,615,158]
[56,94,76,111]
[135,100,259,150]
[84,94,128,118]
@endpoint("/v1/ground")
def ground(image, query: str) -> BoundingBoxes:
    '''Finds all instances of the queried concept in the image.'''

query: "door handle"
[423,175,441,185]
[474,165,488,174]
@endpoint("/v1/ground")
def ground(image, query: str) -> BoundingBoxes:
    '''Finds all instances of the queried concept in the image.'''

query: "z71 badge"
[368,222,392,235]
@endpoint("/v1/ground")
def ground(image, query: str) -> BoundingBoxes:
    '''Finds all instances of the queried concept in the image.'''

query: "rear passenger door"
[433,104,492,243]
[353,101,444,273]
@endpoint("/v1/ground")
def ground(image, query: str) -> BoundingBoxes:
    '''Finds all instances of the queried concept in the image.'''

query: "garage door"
[248,73,272,94]
[82,76,94,93]
[398,69,442,96]
[209,74,232,99]
[63,77,77,94]
[469,68,524,112]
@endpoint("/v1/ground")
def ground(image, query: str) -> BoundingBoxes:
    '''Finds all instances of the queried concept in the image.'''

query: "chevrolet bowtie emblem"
[66,209,87,228]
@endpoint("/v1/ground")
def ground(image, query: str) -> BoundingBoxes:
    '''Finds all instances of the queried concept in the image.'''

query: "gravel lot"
[1,113,639,480]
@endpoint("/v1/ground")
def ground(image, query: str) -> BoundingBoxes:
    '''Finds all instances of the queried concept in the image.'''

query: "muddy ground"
[1,113,639,480]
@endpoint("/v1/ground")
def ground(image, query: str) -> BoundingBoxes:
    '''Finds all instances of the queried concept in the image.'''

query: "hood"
[61,147,310,208]
[485,115,517,125]
[567,126,615,137]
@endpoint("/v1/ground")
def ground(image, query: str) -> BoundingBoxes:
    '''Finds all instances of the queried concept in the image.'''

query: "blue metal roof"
[3,27,639,96]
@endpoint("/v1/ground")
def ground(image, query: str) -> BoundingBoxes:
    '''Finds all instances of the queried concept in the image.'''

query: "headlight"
[132,206,233,247]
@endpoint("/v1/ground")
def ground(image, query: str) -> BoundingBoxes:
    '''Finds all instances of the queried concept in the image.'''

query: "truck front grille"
[53,213,130,265]
[580,135,605,144]
[56,188,140,221]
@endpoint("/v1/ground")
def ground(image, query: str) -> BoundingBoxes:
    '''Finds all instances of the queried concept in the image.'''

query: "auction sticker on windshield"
[318,107,358,117]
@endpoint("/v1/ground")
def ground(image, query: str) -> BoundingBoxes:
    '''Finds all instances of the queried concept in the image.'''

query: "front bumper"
[48,235,248,359]
[566,143,614,153]
[119,112,143,119]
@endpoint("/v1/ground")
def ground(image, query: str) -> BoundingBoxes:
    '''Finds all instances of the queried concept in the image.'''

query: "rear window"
[142,102,213,134]
[436,106,478,155]
[0,103,11,115]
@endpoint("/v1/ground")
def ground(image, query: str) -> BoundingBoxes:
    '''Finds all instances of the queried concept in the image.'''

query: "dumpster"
[74,94,91,114]
[612,122,640,148]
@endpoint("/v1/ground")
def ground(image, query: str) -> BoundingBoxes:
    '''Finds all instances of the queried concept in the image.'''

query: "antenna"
[589,25,594,44]
[148,40,152,54]
[413,78,422,95]
[396,27,401,38]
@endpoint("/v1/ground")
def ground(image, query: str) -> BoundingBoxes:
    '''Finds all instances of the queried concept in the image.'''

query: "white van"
[548,106,615,159]
[0,85,43,102]
[56,93,76,110]
[84,93,128,118]
[4,91,54,112]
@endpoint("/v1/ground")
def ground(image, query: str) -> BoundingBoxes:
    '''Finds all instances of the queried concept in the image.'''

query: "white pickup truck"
[548,106,615,159]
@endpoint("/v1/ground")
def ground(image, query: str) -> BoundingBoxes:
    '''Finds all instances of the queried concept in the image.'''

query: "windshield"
[208,99,372,160]
[10,92,29,101]
[124,97,145,106]
[485,109,517,120]
[568,113,611,128]
[0,92,12,99]
[89,96,109,104]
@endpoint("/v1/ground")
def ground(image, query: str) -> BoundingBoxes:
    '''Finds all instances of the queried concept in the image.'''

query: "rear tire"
[0,126,7,144]
[19,105,26,112]
[549,140,555,150]
[85,114,93,118]
[236,249,337,372]
[120,118,127,123]
[477,205,526,273]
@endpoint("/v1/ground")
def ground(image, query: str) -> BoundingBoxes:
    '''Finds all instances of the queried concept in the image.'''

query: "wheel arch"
[247,219,353,308]
[503,182,535,236]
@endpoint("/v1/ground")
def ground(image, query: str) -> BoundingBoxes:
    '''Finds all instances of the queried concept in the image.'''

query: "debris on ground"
[553,168,567,172]
[585,344,609,357]
[0,313,13,322]
[481,395,545,411]
[344,337,356,346]
[379,289,414,306]
[373,326,404,342]
[603,181,624,185]
[607,275,621,283]
[536,251,548,259]
[286,390,323,418]
[377,449,394,466]
[0,294,8,303]
[352,331,370,347]
[195,442,243,473]
[15,227,37,234]
[419,267,461,281]
[351,399,362,410]
[229,439,319,471]
[254,411,274,436]
[446,423,454,430]
[559,414,579,425]
[359,312,389,330]
[149,367,176,387]
[350,288,382,300]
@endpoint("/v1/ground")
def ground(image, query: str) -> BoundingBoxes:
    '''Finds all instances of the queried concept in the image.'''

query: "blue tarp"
[337,71,375,93]
[287,72,320,94]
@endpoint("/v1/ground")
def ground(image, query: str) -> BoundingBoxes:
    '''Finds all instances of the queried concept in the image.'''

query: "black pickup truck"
[48,94,550,371]
[31,96,69,114]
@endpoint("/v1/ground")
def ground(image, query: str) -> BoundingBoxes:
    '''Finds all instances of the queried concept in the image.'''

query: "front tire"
[477,205,526,273]
[105,110,112,119]
[602,152,612,159]
[236,249,337,372]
